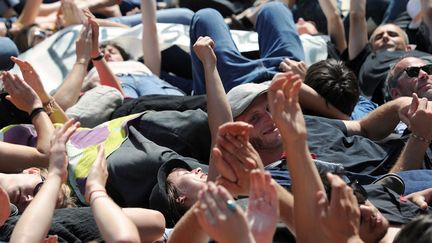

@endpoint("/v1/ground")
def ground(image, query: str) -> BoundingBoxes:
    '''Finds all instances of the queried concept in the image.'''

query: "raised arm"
[193,36,233,181]
[12,57,68,124]
[0,71,54,172]
[10,120,79,243]
[85,144,140,243]
[318,0,346,53]
[348,0,368,60]
[141,0,161,76]
[390,94,432,173]
[267,72,325,242]
[343,96,412,139]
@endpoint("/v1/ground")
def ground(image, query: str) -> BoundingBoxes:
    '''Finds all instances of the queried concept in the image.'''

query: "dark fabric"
[305,115,406,175]
[347,46,432,104]
[179,0,253,17]
[0,207,101,243]
[365,184,432,225]
[106,109,210,209]
[111,95,207,119]
[0,92,31,129]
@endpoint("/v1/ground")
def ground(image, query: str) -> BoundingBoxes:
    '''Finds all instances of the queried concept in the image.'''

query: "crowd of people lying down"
[2,0,432,242]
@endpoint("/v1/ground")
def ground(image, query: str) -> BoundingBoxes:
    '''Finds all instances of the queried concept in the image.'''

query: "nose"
[297,17,305,24]
[192,168,202,174]
[418,69,429,78]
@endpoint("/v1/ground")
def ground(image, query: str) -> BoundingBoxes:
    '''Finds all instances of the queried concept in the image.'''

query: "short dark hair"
[394,215,432,243]
[304,59,359,116]
[87,42,131,71]
[166,180,189,226]
[13,24,38,53]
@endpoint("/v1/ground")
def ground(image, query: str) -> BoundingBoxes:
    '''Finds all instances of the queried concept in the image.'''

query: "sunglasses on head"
[33,175,46,197]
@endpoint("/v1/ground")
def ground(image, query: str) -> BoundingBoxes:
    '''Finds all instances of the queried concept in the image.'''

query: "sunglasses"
[33,175,46,197]
[395,64,432,80]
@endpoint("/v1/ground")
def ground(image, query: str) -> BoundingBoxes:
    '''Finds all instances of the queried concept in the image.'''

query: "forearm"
[319,0,346,53]
[54,62,89,110]
[39,2,61,16]
[421,0,432,44]
[283,140,325,241]
[390,136,430,173]
[205,64,233,181]
[92,60,125,96]
[141,0,161,76]
[274,182,295,235]
[346,97,411,139]
[348,0,368,60]
[0,142,48,172]
[168,203,209,243]
[16,0,44,27]
[32,110,55,156]
[91,192,140,243]
[10,175,62,243]
[299,83,350,120]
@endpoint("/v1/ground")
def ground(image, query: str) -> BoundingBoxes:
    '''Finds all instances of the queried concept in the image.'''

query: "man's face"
[235,94,282,151]
[296,18,318,35]
[390,57,432,100]
[358,200,389,242]
[370,24,408,52]
[167,167,207,208]
[2,170,44,212]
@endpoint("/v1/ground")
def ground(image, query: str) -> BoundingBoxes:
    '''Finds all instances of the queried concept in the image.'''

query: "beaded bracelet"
[29,107,45,120]
[411,133,431,144]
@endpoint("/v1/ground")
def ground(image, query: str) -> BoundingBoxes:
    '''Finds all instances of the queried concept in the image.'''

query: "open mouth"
[263,126,278,135]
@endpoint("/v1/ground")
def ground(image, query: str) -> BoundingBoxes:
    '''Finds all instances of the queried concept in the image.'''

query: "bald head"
[370,24,410,53]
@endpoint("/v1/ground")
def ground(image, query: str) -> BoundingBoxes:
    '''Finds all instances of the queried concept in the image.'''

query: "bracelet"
[87,189,107,203]
[411,133,431,144]
[43,97,56,116]
[90,194,109,205]
[91,52,104,61]
[29,107,45,120]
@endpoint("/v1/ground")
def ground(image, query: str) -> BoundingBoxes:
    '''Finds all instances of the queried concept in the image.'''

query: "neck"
[258,146,284,167]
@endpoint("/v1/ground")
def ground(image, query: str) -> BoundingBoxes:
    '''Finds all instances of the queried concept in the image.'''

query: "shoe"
[372,173,405,195]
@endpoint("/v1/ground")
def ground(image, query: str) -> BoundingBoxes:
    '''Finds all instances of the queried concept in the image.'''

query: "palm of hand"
[247,202,277,242]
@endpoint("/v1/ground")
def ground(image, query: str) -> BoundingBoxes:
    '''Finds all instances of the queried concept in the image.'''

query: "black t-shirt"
[365,184,432,225]
[305,115,406,175]
[347,46,432,104]
[0,207,101,243]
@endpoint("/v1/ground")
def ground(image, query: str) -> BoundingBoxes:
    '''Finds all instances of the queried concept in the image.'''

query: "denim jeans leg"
[190,8,256,94]
[256,2,305,61]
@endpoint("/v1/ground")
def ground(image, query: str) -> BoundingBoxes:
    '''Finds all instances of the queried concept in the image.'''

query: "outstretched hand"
[399,93,432,142]
[267,72,306,143]
[48,119,80,183]
[405,188,432,210]
[247,170,278,243]
[75,22,92,65]
[1,71,42,113]
[11,57,51,104]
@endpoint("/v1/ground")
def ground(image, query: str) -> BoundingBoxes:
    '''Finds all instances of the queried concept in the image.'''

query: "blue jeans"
[190,2,304,94]
[118,73,185,98]
[109,8,194,27]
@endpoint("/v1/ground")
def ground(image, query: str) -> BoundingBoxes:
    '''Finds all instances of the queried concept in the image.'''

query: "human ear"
[22,167,41,175]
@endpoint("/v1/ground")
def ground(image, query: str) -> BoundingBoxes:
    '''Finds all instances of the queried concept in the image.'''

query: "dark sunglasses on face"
[32,175,46,197]
[397,64,432,79]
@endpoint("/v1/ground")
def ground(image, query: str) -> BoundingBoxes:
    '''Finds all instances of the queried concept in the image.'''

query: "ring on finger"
[226,199,237,212]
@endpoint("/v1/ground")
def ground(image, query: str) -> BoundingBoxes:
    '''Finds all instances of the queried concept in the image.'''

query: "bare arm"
[421,0,432,45]
[390,95,432,173]
[343,97,412,139]
[167,203,209,243]
[299,82,350,120]
[141,0,161,76]
[348,0,368,60]
[193,36,233,181]
[10,120,79,243]
[85,145,141,243]
[267,74,326,241]
[15,0,43,28]
[318,0,346,53]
